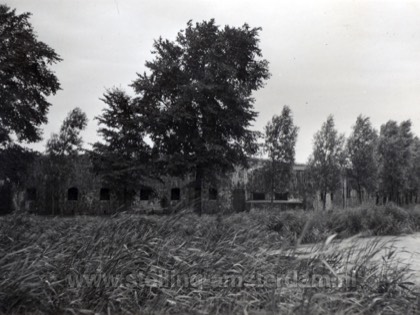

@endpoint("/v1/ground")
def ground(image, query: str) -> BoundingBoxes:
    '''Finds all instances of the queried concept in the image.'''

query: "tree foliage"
[264,105,298,199]
[0,4,61,145]
[377,120,413,204]
[131,19,270,181]
[347,115,378,203]
[46,107,88,156]
[91,89,153,202]
[0,144,37,185]
[407,137,420,203]
[307,116,346,209]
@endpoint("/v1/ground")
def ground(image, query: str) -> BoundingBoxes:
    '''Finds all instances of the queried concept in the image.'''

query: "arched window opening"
[171,188,180,201]
[26,188,37,201]
[252,192,265,201]
[100,188,110,201]
[68,187,79,201]
[274,192,288,201]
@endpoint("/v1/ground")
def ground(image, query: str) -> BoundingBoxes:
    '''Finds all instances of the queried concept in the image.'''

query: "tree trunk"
[58,183,63,216]
[122,186,131,211]
[322,191,326,210]
[123,187,127,210]
[342,177,346,209]
[51,191,55,216]
[357,183,362,205]
[195,166,203,216]
[271,159,275,206]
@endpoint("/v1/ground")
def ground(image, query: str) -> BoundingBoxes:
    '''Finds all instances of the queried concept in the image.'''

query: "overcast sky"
[5,0,420,163]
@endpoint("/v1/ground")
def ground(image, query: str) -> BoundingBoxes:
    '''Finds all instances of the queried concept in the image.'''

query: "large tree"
[264,105,298,202]
[91,88,153,206]
[347,115,378,203]
[307,116,346,210]
[0,4,61,145]
[377,120,413,204]
[132,19,270,213]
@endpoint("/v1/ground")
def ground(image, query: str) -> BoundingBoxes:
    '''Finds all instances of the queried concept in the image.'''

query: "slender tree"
[0,4,61,145]
[45,108,88,214]
[264,105,298,202]
[347,115,378,204]
[132,19,270,213]
[377,120,413,204]
[407,137,420,204]
[307,116,346,210]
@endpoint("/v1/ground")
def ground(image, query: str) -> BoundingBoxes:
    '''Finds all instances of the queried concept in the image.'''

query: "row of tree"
[306,115,420,209]
[1,4,419,213]
[260,107,420,210]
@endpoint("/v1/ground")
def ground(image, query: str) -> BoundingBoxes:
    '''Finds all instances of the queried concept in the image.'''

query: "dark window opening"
[275,192,289,201]
[252,192,265,200]
[100,188,110,201]
[161,197,168,208]
[171,188,180,201]
[68,187,78,201]
[26,188,37,201]
[140,188,153,201]
[194,187,201,199]
[209,188,218,200]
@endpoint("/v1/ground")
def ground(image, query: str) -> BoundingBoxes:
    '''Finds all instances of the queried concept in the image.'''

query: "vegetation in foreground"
[267,203,420,245]
[1,205,420,314]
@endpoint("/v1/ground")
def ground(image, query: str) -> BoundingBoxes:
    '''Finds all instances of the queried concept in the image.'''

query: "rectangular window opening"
[140,188,153,201]
[171,188,180,201]
[209,188,218,200]
[275,192,288,201]
[252,192,265,201]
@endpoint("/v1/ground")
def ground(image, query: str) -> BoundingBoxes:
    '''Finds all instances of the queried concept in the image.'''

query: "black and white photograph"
[1,0,420,314]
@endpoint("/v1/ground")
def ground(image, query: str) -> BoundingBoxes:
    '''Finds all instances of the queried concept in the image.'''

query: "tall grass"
[267,203,420,245]
[0,207,419,314]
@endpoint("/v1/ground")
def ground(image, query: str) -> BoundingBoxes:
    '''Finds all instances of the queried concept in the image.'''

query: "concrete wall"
[246,200,303,211]
[20,156,309,215]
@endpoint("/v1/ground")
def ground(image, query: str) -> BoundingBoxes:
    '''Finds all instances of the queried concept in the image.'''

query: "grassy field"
[1,205,420,314]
